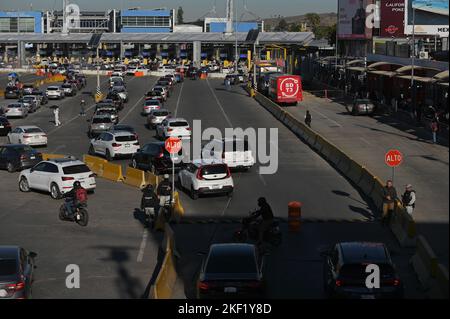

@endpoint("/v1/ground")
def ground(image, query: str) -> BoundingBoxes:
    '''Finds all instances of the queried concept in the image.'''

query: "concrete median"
[145,172,159,187]
[102,162,124,182]
[428,264,449,299]
[83,155,107,176]
[41,153,67,161]
[123,167,146,188]
[357,168,376,197]
[369,178,385,211]
[346,159,364,185]
[390,201,417,247]
[172,191,185,223]
[410,235,439,289]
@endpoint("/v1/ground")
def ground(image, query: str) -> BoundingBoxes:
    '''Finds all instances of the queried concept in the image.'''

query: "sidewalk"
[286,92,449,266]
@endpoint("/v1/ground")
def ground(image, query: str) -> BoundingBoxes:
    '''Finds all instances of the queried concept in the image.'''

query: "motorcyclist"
[253,197,274,245]
[80,98,86,116]
[157,174,172,207]
[63,181,87,217]
[141,184,159,219]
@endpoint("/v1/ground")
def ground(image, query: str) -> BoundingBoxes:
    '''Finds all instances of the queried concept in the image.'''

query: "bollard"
[288,201,302,232]
[324,90,328,100]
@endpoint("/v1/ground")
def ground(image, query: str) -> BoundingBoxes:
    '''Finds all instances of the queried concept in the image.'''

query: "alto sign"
[165,137,182,155]
[385,149,403,168]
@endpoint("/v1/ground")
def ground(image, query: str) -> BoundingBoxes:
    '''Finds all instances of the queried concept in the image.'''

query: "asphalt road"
[0,75,426,299]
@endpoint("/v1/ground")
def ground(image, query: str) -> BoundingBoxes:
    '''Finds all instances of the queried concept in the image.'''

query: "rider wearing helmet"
[63,181,87,217]
[253,197,274,245]
[157,174,172,207]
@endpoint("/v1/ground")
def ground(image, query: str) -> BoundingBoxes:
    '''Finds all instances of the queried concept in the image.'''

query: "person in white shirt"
[402,184,416,216]
[53,106,61,126]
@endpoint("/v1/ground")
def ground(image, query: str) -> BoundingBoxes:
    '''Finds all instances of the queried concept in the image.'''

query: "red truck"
[268,74,303,105]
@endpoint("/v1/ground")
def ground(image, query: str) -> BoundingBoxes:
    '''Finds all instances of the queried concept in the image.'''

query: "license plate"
[211,185,222,190]
[0,125,3,128]
[224,287,237,293]
[0,289,7,297]
[125,144,130,148]
[30,156,35,160]
[361,295,375,299]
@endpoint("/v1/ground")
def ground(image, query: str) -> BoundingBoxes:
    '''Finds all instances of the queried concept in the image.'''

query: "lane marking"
[309,107,342,128]
[206,79,233,127]
[258,172,267,186]
[49,144,67,154]
[137,228,149,263]
[174,81,185,117]
[119,77,156,123]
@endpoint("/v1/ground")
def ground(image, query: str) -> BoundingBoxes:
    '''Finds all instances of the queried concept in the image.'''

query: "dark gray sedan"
[351,99,376,116]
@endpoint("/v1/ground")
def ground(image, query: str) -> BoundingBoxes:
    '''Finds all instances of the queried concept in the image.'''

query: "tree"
[275,19,288,32]
[289,23,302,32]
[305,13,321,32]
[177,7,184,25]
[327,24,337,46]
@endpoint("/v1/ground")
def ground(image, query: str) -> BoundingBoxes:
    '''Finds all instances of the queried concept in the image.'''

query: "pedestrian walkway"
[286,92,449,266]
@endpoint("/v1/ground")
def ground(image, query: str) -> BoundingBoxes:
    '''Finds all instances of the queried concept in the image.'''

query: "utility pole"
[235,1,238,73]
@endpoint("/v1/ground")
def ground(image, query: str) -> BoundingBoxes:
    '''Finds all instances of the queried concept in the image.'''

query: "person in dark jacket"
[141,184,159,221]
[382,180,397,225]
[305,110,312,128]
[63,181,86,217]
[157,174,172,206]
[253,197,274,244]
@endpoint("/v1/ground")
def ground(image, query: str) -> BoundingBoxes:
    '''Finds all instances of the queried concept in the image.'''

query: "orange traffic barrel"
[288,201,302,232]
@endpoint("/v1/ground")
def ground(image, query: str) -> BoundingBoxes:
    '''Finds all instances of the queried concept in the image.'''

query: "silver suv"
[88,115,114,137]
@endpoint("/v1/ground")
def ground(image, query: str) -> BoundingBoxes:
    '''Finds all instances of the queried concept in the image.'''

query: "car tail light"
[112,143,120,147]
[6,281,25,292]
[158,152,164,159]
[198,282,210,291]
[167,128,173,132]
[62,176,75,181]
[186,127,191,131]
[335,279,343,287]
[226,166,231,178]
[196,168,204,181]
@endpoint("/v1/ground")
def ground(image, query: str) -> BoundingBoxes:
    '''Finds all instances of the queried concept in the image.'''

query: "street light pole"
[96,45,100,100]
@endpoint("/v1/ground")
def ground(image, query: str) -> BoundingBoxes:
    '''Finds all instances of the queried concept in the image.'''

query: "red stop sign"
[165,137,182,154]
[385,150,403,167]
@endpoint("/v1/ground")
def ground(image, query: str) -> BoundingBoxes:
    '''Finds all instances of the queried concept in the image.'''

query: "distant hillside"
[264,12,337,31]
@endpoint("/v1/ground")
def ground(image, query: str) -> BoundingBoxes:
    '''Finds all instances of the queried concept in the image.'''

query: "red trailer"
[268,74,303,105]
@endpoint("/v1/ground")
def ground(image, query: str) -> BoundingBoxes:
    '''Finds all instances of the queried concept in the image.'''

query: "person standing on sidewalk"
[431,118,439,144]
[382,180,397,226]
[53,106,61,127]
[305,110,312,128]
[402,184,416,216]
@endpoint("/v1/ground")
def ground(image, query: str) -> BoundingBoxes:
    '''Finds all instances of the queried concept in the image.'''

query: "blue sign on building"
[210,22,259,33]
[120,9,173,33]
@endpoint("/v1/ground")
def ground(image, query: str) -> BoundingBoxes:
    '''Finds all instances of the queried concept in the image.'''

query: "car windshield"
[12,145,34,153]
[47,87,59,91]
[115,135,136,142]
[8,104,21,108]
[24,128,43,133]
[206,249,257,274]
[92,118,111,124]
[0,259,17,276]
[62,164,91,175]
[170,121,189,128]
[153,111,169,117]
[201,164,228,176]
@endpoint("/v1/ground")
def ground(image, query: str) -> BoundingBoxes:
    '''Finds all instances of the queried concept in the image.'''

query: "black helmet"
[257,197,267,206]
[73,181,81,188]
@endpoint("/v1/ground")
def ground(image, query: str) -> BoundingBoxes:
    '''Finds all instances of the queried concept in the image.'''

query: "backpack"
[75,187,88,203]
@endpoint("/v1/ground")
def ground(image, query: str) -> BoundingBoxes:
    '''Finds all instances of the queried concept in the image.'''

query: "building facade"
[119,9,175,33]
[0,11,43,33]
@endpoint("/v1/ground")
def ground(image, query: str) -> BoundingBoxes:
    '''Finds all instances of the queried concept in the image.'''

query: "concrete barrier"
[390,201,417,247]
[357,168,376,197]
[428,264,449,299]
[145,171,159,187]
[410,235,439,289]
[370,178,385,211]
[0,90,4,97]
[83,155,107,176]
[42,153,67,161]
[124,167,146,188]
[346,159,364,185]
[172,191,185,222]
[102,162,124,182]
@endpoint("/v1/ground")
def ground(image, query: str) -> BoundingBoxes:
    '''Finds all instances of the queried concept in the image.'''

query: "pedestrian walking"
[305,110,312,128]
[381,180,397,226]
[80,99,86,116]
[431,118,439,144]
[53,106,61,127]
[401,184,416,216]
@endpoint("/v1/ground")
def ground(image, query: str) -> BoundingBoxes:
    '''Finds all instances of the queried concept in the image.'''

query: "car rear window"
[0,259,17,276]
[115,135,136,142]
[92,117,111,124]
[170,121,189,128]
[146,100,159,105]
[12,145,34,153]
[8,104,21,108]
[201,164,228,176]
[47,87,59,91]
[225,140,249,152]
[153,111,169,117]
[24,128,43,134]
[206,250,257,274]
[63,164,91,175]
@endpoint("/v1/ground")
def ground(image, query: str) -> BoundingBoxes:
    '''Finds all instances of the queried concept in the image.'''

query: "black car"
[4,86,22,99]
[0,246,36,299]
[131,142,183,175]
[0,144,43,172]
[197,244,265,299]
[104,95,124,111]
[0,117,12,136]
[322,242,404,299]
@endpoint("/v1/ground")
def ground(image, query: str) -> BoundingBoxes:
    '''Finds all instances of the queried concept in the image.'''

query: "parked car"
[197,244,265,299]
[350,99,376,116]
[7,126,47,147]
[4,86,22,99]
[20,95,40,113]
[131,141,183,175]
[142,99,162,115]
[0,116,12,136]
[0,246,37,299]
[46,86,64,100]
[89,131,140,161]
[0,144,43,172]
[88,115,114,137]
[203,138,255,170]
[4,103,28,118]
[156,118,191,140]
[322,242,404,299]
[147,109,171,129]
[19,158,96,199]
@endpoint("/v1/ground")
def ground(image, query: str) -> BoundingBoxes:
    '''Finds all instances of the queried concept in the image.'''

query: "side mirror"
[29,252,37,258]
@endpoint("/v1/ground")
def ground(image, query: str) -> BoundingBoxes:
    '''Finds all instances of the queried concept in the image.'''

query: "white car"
[178,160,234,200]
[19,158,97,200]
[46,86,64,100]
[8,126,47,147]
[203,138,255,170]
[89,131,140,161]
[152,86,168,101]
[4,103,28,118]
[147,109,171,128]
[111,70,124,77]
[156,118,191,140]
[142,99,162,115]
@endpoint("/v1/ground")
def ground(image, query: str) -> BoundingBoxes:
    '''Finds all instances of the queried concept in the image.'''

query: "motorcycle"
[234,211,282,246]
[59,198,89,227]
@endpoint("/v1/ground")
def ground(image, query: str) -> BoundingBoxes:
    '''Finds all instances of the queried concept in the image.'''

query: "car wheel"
[6,162,15,173]
[105,149,113,161]
[88,145,95,155]
[190,186,199,200]
[19,177,30,192]
[50,183,62,200]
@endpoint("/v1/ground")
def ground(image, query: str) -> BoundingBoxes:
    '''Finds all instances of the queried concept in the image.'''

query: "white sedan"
[156,118,191,140]
[8,126,47,147]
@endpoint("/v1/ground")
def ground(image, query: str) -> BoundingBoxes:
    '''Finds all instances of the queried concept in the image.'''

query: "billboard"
[380,0,405,37]
[338,0,375,39]
[404,0,449,36]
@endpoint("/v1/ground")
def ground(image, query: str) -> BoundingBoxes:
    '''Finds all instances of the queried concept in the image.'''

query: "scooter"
[59,198,89,227]
[234,211,282,246]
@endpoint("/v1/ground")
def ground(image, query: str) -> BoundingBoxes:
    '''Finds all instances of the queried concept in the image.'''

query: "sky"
[0,0,336,20]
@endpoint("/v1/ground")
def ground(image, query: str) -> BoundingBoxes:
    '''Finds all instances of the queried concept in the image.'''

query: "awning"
[395,65,440,74]
[347,66,366,72]
[346,59,364,66]
[438,82,449,87]
[433,70,449,81]
[396,75,435,83]
[368,70,396,77]
[367,62,396,69]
